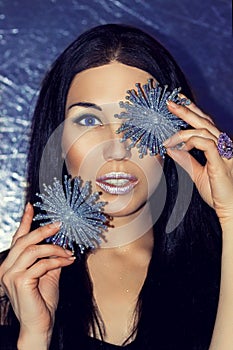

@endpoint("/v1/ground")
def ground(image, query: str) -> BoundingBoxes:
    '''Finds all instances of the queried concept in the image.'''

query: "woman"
[0,24,233,350]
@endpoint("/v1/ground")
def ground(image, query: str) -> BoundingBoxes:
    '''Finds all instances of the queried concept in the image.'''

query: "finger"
[165,148,214,208]
[183,136,232,171]
[1,257,75,307]
[166,148,200,183]
[12,222,62,248]
[2,223,62,272]
[166,136,224,182]
[178,93,215,124]
[10,244,74,272]
[2,254,75,287]
[11,203,34,246]
[18,256,76,281]
[166,100,220,138]
[163,128,218,148]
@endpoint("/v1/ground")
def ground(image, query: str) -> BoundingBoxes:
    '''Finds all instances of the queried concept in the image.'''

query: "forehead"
[66,62,153,108]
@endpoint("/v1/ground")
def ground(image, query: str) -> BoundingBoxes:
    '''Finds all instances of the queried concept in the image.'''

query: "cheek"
[62,127,90,176]
[137,156,166,223]
[62,130,106,180]
[147,162,164,196]
[132,153,164,197]
[64,144,84,175]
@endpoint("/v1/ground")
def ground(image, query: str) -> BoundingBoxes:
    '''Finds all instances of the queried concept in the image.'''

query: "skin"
[62,63,164,249]
[63,63,164,343]
[63,63,164,215]
[0,62,232,349]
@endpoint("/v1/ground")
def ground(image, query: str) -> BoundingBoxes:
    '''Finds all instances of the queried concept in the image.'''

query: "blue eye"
[73,114,102,127]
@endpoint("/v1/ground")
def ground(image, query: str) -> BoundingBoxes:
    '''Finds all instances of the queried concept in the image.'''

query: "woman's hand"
[164,97,233,226]
[0,203,75,349]
[164,98,233,349]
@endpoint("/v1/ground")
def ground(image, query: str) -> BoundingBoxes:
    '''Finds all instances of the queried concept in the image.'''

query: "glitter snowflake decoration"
[114,79,189,158]
[33,175,108,252]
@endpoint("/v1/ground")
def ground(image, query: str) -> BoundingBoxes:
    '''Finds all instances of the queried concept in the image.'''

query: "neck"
[99,202,154,251]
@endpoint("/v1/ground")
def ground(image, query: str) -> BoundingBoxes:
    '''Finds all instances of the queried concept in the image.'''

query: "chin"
[103,196,147,218]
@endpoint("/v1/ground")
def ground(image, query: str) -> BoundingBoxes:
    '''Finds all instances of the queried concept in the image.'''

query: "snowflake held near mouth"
[33,175,108,252]
[114,79,189,158]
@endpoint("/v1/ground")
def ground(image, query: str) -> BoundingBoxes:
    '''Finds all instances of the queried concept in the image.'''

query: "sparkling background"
[0,0,232,251]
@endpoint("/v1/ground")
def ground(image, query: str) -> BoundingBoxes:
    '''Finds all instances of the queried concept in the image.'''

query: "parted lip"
[96,172,138,182]
[96,172,139,194]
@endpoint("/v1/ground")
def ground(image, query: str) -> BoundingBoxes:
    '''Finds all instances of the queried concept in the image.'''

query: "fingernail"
[174,142,185,150]
[180,98,191,106]
[64,249,74,256]
[166,100,179,108]
[67,256,76,261]
[163,139,171,146]
[25,202,31,213]
[49,221,62,228]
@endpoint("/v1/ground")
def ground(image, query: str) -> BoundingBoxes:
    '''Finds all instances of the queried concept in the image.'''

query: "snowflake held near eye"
[33,175,108,252]
[114,79,189,158]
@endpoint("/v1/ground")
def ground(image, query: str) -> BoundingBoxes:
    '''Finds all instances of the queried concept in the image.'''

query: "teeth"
[104,179,129,186]
[104,172,130,179]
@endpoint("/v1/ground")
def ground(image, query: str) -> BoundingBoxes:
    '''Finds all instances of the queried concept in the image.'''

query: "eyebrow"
[68,102,102,111]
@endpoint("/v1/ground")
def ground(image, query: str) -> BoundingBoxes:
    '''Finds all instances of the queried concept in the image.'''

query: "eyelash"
[72,114,103,127]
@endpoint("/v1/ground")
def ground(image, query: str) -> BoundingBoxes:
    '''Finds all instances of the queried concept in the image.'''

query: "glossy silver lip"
[96,172,138,195]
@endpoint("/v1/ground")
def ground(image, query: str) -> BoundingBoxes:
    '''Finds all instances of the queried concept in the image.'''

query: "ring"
[217,132,233,159]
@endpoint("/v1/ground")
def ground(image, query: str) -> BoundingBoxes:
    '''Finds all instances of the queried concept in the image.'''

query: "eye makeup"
[72,113,103,127]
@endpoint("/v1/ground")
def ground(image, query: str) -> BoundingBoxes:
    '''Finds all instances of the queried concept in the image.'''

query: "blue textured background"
[0,0,232,250]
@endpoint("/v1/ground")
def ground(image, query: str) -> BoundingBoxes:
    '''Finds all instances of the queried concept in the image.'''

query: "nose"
[103,126,131,161]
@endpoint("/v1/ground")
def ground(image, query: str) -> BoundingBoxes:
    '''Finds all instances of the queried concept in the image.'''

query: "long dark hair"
[24,24,222,349]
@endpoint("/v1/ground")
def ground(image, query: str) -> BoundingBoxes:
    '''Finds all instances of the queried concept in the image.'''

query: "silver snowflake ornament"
[114,79,189,158]
[33,175,108,252]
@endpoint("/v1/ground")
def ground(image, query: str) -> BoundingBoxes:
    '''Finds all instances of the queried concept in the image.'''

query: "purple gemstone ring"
[217,132,233,159]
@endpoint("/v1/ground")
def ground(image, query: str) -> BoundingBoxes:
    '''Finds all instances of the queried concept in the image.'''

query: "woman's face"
[62,62,164,217]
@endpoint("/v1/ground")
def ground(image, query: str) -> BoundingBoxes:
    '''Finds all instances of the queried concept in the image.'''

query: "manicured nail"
[49,221,62,228]
[180,98,191,106]
[166,100,179,108]
[174,142,185,150]
[163,139,171,146]
[25,202,31,213]
[64,249,74,256]
[67,256,76,261]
